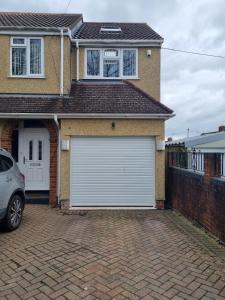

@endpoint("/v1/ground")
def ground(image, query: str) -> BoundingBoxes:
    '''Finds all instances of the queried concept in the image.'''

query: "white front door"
[19,128,50,191]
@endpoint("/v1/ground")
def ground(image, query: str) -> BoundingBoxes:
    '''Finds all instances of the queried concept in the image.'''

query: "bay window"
[86,48,138,78]
[11,37,44,77]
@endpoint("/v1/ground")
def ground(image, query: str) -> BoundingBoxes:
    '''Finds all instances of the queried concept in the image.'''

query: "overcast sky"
[1,0,225,138]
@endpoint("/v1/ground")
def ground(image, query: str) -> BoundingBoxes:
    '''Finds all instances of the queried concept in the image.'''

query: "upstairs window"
[11,37,44,77]
[87,49,100,76]
[103,49,120,78]
[86,48,138,79]
[123,49,137,76]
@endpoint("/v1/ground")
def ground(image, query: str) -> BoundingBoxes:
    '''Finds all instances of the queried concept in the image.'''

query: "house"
[0,12,174,209]
[166,126,225,153]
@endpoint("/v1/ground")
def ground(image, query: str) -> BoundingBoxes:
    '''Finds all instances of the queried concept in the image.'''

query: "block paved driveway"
[1,206,225,300]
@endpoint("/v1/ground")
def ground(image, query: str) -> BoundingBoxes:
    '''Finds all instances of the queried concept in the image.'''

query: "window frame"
[10,36,44,78]
[0,155,13,173]
[85,48,138,79]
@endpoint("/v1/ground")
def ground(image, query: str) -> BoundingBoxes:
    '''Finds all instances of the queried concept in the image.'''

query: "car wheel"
[4,194,23,231]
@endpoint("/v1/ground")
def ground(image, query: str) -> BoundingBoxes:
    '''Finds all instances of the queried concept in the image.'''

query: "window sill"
[84,77,140,80]
[9,75,46,79]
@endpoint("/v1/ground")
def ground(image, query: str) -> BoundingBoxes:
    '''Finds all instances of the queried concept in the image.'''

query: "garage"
[70,137,155,207]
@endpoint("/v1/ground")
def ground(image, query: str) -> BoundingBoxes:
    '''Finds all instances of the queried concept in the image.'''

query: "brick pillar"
[1,120,18,152]
[156,200,165,209]
[43,120,58,208]
[202,153,221,234]
[204,153,221,179]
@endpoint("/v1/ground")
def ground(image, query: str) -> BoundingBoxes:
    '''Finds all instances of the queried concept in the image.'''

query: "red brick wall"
[1,120,18,152]
[1,120,58,207]
[43,120,58,207]
[166,154,225,243]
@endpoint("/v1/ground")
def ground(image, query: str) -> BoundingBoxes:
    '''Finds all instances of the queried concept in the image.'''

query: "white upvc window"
[85,48,138,79]
[10,37,44,77]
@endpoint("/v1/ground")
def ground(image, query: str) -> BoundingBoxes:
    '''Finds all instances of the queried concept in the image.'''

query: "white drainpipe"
[60,29,64,96]
[53,114,61,206]
[76,40,80,81]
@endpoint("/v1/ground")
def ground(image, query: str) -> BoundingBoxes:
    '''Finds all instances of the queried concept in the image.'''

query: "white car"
[0,149,25,231]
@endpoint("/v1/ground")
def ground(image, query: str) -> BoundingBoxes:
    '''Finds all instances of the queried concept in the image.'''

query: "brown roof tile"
[0,81,173,115]
[73,22,162,40]
[0,12,82,29]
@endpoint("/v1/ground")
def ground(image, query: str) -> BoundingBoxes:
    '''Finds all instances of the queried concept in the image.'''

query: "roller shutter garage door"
[70,137,155,207]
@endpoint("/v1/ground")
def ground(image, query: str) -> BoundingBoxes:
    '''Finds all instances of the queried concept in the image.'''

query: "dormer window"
[86,48,138,79]
[100,26,122,33]
[10,37,44,77]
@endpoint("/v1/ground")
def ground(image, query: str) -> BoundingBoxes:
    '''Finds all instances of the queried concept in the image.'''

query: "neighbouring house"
[0,12,174,209]
[166,126,225,174]
[166,125,225,153]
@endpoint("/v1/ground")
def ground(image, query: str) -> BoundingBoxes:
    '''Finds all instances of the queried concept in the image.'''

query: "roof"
[167,131,225,148]
[0,80,173,116]
[73,22,163,40]
[0,12,82,29]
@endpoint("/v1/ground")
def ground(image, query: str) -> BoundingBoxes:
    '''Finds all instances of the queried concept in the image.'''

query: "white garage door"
[70,137,155,207]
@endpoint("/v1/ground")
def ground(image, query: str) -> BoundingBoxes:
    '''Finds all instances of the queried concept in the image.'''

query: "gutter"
[70,38,164,47]
[53,114,61,207]
[0,113,175,120]
[0,27,70,36]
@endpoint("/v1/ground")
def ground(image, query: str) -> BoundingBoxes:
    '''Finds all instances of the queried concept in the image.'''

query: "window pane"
[29,141,33,161]
[0,155,13,172]
[87,50,100,76]
[103,60,119,77]
[30,39,42,75]
[123,50,136,76]
[13,38,25,45]
[12,47,26,75]
[104,49,119,57]
[38,141,42,161]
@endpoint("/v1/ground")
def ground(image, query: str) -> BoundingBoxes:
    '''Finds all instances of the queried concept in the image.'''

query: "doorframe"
[1,119,58,207]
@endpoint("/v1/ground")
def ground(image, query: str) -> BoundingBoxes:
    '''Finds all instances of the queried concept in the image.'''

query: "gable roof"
[73,22,163,41]
[0,81,173,117]
[167,131,225,148]
[0,12,82,30]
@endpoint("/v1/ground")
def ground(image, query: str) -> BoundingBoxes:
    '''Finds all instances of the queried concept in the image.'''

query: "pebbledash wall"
[0,118,166,208]
[166,153,225,243]
[75,47,161,101]
[60,118,165,209]
[0,35,72,95]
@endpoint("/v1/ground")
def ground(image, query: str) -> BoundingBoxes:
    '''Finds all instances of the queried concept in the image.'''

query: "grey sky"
[1,0,225,138]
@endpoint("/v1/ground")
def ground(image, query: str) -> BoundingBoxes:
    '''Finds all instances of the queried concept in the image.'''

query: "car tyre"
[3,194,23,231]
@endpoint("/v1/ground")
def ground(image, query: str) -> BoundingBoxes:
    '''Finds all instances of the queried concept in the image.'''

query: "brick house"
[0,12,174,209]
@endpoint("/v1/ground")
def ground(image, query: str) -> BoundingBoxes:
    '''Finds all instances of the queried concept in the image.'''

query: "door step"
[25,191,49,205]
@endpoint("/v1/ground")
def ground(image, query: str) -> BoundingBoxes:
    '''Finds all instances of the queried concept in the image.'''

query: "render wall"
[73,47,161,100]
[60,119,165,205]
[0,35,71,95]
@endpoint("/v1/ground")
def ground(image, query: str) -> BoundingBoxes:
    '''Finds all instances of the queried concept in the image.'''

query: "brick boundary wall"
[166,154,225,243]
[1,119,58,207]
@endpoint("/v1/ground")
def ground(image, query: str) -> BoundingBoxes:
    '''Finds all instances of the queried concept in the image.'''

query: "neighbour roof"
[166,131,225,148]
[0,12,82,29]
[73,22,163,40]
[0,81,172,116]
